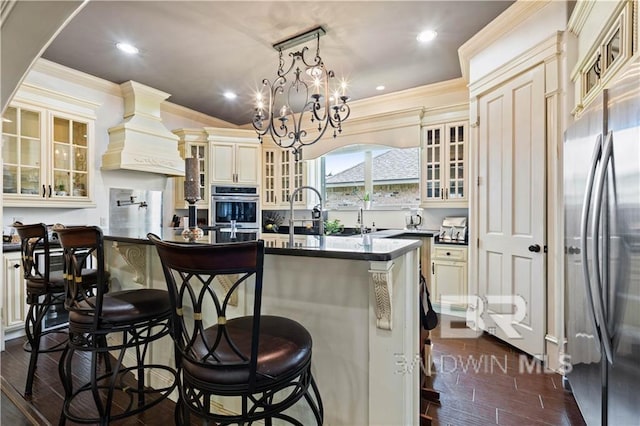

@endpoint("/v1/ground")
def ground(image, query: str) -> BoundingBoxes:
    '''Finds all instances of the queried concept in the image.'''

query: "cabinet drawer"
[433,246,467,261]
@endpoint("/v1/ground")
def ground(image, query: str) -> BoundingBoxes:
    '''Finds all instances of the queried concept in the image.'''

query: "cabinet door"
[3,253,26,332]
[262,148,278,206]
[432,259,467,309]
[2,105,45,198]
[422,125,444,202]
[235,143,259,184]
[210,142,236,183]
[278,150,306,206]
[51,113,90,199]
[444,122,467,202]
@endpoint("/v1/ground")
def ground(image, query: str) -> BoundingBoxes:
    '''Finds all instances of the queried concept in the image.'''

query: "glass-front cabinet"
[421,121,467,207]
[262,146,306,209]
[2,101,95,207]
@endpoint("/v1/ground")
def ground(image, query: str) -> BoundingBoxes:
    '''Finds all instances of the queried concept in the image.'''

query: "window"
[321,145,420,209]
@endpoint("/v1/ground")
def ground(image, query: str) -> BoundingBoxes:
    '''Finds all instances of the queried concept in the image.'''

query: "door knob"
[528,244,541,253]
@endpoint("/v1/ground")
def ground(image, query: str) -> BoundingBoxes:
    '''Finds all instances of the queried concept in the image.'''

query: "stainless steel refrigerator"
[564,57,640,425]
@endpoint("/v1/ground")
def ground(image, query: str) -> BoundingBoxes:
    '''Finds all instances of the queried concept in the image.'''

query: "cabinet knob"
[446,252,451,256]
[13,263,20,269]
[528,244,541,253]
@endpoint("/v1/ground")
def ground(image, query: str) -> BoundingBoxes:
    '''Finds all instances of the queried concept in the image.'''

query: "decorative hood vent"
[101,81,184,176]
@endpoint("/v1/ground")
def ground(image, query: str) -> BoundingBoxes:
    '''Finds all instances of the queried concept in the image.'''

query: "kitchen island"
[103,229,422,425]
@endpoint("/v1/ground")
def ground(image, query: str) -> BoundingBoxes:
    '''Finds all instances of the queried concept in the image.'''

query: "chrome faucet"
[358,207,365,235]
[289,186,324,244]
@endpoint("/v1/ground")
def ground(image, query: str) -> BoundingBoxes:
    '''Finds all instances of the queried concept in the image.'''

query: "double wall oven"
[211,184,259,230]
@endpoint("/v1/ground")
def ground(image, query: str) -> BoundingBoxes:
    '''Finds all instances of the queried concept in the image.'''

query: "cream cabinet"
[173,129,209,209]
[431,244,467,310]
[206,127,260,185]
[421,121,468,208]
[2,100,96,208]
[3,251,26,335]
[262,147,306,208]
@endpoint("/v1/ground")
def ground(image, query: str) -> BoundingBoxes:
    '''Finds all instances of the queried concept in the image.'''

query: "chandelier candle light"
[182,157,203,242]
[252,26,351,162]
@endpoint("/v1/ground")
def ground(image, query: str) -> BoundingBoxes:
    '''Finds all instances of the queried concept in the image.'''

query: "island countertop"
[102,228,422,262]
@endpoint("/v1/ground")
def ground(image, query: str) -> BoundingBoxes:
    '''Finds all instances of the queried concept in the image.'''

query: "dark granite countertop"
[102,228,422,262]
[3,227,434,261]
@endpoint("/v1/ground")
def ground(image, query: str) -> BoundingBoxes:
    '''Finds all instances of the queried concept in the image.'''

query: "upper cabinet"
[3,94,97,208]
[173,129,209,209]
[570,0,638,114]
[206,128,260,185]
[262,146,306,209]
[421,120,468,208]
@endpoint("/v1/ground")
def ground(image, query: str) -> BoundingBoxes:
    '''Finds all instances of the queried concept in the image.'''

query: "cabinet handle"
[445,188,449,199]
[48,185,52,198]
[42,185,46,198]
[432,262,434,274]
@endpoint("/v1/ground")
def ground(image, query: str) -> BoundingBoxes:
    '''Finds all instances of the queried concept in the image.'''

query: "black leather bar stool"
[56,226,177,425]
[149,234,323,425]
[12,222,103,397]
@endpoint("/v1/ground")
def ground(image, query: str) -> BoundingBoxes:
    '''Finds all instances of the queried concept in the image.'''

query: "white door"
[477,64,546,357]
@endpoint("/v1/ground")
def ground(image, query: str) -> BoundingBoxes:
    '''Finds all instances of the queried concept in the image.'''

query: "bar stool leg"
[24,295,47,396]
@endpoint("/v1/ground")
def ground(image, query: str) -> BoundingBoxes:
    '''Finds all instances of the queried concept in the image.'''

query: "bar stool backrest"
[13,222,51,285]
[55,226,106,330]
[148,234,265,392]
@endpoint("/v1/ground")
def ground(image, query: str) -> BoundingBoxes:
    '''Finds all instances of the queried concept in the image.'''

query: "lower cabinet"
[431,245,468,311]
[3,252,27,338]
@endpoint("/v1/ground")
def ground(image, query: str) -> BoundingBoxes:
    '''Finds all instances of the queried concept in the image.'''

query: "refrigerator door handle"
[590,130,615,364]
[580,134,606,356]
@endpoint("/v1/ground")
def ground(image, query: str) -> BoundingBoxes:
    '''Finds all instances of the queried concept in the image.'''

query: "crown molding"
[32,58,122,96]
[161,101,235,128]
[350,77,468,113]
[458,0,552,82]
[567,0,597,35]
[1,0,17,25]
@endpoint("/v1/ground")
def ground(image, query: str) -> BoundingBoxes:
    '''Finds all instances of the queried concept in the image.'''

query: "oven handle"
[212,195,259,201]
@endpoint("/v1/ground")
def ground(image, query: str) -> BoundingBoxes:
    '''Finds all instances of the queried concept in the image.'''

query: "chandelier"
[252,26,350,162]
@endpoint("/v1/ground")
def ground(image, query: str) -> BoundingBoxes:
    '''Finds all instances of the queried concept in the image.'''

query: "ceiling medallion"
[252,26,351,162]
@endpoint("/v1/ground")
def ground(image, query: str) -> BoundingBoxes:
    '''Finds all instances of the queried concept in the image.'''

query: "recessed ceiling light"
[224,91,237,100]
[376,85,385,91]
[115,42,139,55]
[417,30,438,43]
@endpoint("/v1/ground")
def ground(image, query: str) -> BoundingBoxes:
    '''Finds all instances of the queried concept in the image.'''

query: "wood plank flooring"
[1,319,586,425]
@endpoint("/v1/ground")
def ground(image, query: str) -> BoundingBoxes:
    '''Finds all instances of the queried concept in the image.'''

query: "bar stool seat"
[183,315,312,387]
[68,288,171,326]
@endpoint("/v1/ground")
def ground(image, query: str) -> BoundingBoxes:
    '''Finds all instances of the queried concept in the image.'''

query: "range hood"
[101,81,184,176]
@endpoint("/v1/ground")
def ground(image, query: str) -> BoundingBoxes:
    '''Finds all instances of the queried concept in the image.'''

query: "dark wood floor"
[422,318,586,426]
[2,320,586,425]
